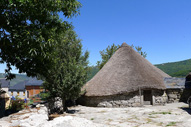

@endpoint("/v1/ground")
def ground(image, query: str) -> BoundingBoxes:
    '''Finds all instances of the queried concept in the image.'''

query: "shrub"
[11,99,24,112]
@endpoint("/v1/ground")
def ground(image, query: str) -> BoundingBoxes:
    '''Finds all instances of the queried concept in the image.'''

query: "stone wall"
[78,90,167,107]
[166,89,183,103]
[152,90,167,105]
[97,92,141,107]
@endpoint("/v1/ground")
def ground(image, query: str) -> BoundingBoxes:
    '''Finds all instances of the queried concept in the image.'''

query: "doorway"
[143,90,152,105]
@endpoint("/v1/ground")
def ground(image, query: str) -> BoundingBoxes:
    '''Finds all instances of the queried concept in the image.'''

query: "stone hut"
[79,43,170,107]
[180,72,191,102]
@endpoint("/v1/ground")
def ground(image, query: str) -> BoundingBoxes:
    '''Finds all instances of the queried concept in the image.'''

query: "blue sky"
[0,0,191,73]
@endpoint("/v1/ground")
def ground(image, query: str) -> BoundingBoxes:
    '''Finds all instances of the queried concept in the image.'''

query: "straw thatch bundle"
[83,42,170,97]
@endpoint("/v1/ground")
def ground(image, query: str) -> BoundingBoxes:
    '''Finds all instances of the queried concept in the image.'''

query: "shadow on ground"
[181,107,191,114]
[67,109,80,114]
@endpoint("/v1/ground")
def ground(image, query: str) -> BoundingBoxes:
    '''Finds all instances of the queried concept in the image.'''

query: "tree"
[97,44,120,70]
[131,45,147,58]
[97,43,147,70]
[0,0,81,79]
[42,28,89,113]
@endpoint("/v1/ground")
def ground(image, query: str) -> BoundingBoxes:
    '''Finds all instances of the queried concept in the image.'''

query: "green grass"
[149,111,171,115]
[166,122,177,126]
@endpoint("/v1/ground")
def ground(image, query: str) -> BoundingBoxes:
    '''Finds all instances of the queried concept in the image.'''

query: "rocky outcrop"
[0,104,106,127]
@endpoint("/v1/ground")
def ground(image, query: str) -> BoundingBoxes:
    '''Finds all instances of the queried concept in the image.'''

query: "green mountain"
[87,59,191,79]
[0,73,31,86]
[155,59,191,77]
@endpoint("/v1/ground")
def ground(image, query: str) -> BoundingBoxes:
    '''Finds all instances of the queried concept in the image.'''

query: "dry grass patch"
[157,122,163,126]
[98,110,107,113]
[148,115,158,118]
[49,114,61,120]
[78,112,86,114]
[146,118,153,123]
[23,116,30,119]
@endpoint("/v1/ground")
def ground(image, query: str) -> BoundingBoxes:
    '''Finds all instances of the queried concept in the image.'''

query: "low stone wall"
[166,89,183,103]
[78,90,167,107]
[78,91,141,107]
[152,90,168,105]
[98,92,141,107]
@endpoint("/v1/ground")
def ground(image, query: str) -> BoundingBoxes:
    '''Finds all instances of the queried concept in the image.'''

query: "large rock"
[10,105,48,127]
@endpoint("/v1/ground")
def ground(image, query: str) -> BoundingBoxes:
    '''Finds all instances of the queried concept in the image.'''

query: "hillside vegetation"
[88,59,191,79]
[0,73,30,86]
[87,66,99,81]
[155,59,191,77]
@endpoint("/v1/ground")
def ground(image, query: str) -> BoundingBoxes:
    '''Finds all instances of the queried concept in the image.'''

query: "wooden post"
[139,87,142,106]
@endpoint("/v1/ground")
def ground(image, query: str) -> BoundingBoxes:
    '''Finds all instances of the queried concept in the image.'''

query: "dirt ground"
[67,102,191,127]
[0,102,190,127]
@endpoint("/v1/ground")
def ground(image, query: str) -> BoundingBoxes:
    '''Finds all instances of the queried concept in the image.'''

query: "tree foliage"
[97,44,120,70]
[42,28,89,112]
[0,0,81,79]
[97,43,147,70]
[131,45,147,58]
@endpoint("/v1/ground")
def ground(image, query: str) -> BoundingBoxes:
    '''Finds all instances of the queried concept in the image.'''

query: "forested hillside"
[0,73,31,86]
[155,59,191,77]
[88,59,191,79]
[87,66,99,81]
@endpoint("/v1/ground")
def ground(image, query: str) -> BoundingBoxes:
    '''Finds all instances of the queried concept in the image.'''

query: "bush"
[39,92,50,101]
[11,99,24,112]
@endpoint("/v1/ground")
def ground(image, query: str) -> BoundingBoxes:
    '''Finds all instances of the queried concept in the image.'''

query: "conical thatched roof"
[83,42,170,97]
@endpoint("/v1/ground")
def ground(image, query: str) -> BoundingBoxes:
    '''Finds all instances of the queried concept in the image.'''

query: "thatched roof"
[83,42,170,97]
